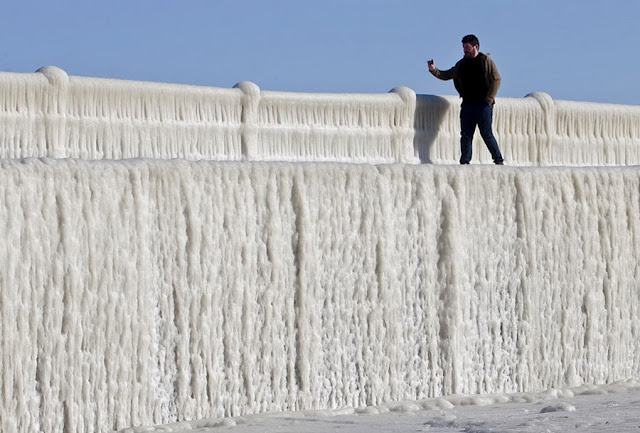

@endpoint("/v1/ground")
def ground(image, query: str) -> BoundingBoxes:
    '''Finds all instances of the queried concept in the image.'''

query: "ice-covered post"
[525,92,555,165]
[389,86,419,163]
[36,66,69,158]
[233,81,261,161]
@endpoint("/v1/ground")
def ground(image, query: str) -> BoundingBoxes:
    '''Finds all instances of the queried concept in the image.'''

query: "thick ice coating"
[1,159,639,432]
[1,68,639,165]
[1,68,640,433]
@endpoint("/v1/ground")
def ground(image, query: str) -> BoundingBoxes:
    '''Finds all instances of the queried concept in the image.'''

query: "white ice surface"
[1,68,640,165]
[1,159,639,433]
[1,69,640,433]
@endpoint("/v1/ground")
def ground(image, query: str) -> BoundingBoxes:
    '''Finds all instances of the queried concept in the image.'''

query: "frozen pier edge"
[0,68,639,433]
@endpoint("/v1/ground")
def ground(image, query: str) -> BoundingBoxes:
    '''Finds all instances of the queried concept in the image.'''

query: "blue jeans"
[460,102,503,164]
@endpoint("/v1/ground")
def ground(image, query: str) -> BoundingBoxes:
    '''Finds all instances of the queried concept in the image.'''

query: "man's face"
[463,42,479,58]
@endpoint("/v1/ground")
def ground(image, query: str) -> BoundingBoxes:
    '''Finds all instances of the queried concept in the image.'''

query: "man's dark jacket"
[430,53,501,105]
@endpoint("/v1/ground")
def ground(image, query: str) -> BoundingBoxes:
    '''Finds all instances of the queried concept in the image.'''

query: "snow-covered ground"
[122,382,640,432]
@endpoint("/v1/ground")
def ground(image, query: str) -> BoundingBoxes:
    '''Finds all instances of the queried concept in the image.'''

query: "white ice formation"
[2,67,640,165]
[0,67,639,433]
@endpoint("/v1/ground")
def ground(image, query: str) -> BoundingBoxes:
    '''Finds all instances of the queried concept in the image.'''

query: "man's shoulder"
[479,53,496,64]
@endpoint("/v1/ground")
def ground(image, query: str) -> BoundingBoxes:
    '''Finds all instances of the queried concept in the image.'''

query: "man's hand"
[427,59,435,72]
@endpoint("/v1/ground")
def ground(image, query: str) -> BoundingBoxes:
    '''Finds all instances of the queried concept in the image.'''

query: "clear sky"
[1,0,638,105]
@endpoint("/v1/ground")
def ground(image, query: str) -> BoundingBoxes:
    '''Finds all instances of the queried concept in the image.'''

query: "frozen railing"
[0,66,639,165]
[0,67,244,160]
[552,99,640,165]
[253,86,416,163]
[415,92,640,165]
[0,67,417,163]
[415,94,548,165]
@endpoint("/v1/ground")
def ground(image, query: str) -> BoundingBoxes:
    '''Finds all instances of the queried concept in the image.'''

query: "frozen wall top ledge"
[0,66,638,165]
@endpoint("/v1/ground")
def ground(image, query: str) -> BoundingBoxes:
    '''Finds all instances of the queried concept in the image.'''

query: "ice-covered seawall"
[1,67,640,165]
[1,67,640,433]
[1,159,639,433]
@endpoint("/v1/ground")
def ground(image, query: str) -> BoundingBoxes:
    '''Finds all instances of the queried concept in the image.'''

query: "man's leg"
[478,103,503,164]
[459,103,476,164]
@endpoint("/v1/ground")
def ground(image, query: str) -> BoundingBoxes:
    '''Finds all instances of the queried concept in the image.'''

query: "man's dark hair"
[462,34,480,47]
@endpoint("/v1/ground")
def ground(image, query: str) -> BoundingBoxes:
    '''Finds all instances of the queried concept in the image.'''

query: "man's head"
[461,34,480,58]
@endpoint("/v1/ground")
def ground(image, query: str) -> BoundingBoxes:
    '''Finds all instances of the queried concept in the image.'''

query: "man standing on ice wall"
[428,34,504,165]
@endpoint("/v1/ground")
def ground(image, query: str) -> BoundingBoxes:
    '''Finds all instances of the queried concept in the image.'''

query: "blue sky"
[1,0,638,105]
